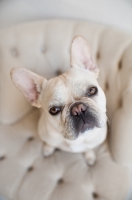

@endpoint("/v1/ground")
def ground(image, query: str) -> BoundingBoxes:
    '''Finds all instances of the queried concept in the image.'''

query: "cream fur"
[10,36,107,165]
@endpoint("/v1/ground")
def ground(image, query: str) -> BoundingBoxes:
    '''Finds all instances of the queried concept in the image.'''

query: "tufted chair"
[0,19,132,200]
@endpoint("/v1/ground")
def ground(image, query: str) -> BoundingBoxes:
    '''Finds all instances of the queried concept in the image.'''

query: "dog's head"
[11,36,107,140]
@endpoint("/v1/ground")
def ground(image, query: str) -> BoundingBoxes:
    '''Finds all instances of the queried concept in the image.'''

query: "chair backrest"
[0,19,132,165]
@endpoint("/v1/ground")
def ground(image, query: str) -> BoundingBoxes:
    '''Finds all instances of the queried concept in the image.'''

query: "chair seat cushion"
[0,109,130,200]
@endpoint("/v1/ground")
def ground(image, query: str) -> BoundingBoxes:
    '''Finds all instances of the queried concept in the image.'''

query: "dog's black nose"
[71,103,87,123]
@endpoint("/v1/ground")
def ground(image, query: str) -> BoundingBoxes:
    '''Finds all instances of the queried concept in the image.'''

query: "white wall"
[0,0,132,33]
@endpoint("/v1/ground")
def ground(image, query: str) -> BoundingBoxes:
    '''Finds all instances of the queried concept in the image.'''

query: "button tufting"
[27,136,34,141]
[0,156,5,161]
[11,48,19,57]
[105,82,109,90]
[118,60,122,70]
[92,192,99,198]
[56,70,62,76]
[118,98,123,108]
[56,148,60,151]
[27,166,34,172]
[58,178,64,184]
[41,46,47,53]
[96,52,100,60]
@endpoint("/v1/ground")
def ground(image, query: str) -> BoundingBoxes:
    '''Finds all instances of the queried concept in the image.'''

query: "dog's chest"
[63,138,90,152]
[59,128,107,153]
[47,129,106,153]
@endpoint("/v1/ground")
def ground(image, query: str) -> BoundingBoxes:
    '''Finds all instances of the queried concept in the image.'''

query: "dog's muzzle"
[70,102,100,137]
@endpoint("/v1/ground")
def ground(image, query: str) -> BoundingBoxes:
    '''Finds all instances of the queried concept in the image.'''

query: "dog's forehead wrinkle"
[66,69,98,86]
[43,77,71,107]
[41,69,104,112]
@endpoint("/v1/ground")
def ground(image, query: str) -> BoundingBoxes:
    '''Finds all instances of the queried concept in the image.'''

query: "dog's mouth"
[74,111,99,132]
[64,134,78,140]
[64,119,99,140]
[62,100,106,141]
[64,111,101,141]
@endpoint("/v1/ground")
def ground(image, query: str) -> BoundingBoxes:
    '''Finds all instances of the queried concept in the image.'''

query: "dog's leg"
[42,142,55,157]
[83,149,96,166]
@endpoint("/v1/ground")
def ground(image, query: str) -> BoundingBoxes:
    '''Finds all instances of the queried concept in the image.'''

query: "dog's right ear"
[10,68,47,108]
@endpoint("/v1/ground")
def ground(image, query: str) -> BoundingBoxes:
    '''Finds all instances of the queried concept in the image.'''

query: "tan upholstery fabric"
[0,109,130,200]
[0,19,132,199]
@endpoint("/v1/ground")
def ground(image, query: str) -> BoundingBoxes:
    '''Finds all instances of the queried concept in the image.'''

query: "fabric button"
[27,136,34,142]
[58,178,64,184]
[11,48,19,57]
[118,60,122,70]
[0,156,5,161]
[105,82,109,90]
[118,99,123,108]
[96,52,100,60]
[92,192,99,198]
[27,166,34,172]
[56,70,62,76]
[41,46,47,53]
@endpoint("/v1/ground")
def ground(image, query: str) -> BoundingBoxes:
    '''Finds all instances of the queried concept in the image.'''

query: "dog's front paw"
[83,150,96,166]
[42,143,55,157]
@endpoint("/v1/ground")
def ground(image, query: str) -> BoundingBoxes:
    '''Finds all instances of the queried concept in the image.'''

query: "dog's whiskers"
[106,111,112,124]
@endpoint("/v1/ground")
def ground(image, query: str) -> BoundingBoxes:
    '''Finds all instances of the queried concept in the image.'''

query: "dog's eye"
[88,86,98,96]
[49,107,61,115]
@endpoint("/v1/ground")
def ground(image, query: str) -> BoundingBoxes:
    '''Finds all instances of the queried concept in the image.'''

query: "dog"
[10,36,107,165]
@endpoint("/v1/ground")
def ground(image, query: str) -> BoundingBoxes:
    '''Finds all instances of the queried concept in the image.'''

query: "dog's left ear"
[70,36,99,78]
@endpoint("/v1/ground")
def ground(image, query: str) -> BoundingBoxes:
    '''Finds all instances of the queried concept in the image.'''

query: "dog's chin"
[63,126,96,141]
[63,120,103,141]
[63,133,78,141]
